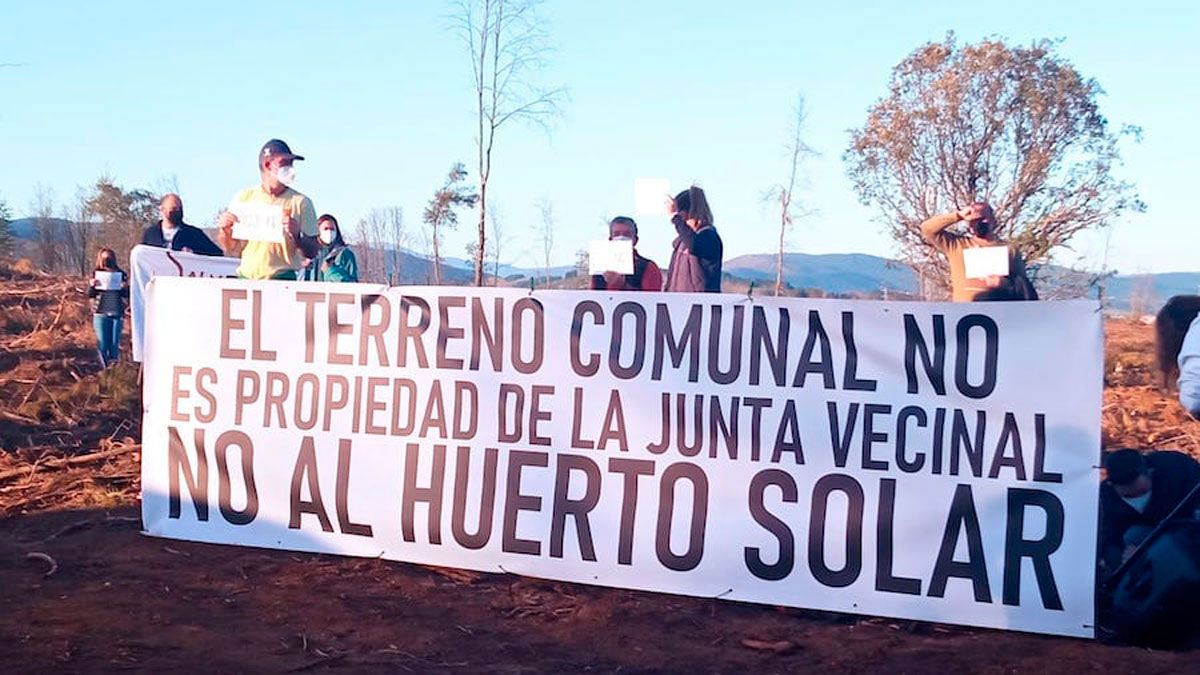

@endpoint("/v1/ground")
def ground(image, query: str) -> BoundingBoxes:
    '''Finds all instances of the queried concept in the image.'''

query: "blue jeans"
[93,314,122,365]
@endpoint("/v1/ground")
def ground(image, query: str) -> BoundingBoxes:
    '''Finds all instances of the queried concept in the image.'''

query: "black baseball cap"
[259,138,305,164]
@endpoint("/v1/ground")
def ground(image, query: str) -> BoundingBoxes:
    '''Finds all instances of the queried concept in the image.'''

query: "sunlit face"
[318,219,338,244]
[609,220,636,243]
[159,194,182,223]
[1113,473,1152,499]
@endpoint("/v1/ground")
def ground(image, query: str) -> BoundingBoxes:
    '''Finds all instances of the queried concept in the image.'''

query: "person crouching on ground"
[217,138,318,280]
[920,201,1036,302]
[301,214,358,282]
[664,186,723,293]
[1099,448,1200,573]
[86,248,129,368]
[1156,295,1200,418]
[590,216,663,291]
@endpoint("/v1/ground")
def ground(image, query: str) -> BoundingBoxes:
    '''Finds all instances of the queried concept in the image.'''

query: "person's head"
[1105,449,1152,498]
[258,139,305,194]
[609,216,638,245]
[317,214,345,247]
[159,193,183,227]
[965,202,997,239]
[1155,295,1200,389]
[671,186,714,231]
[94,247,119,272]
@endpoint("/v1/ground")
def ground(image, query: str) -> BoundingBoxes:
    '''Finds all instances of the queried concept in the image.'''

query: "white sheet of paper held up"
[589,239,634,275]
[963,245,1010,279]
[634,178,670,216]
[94,271,122,290]
[228,200,285,243]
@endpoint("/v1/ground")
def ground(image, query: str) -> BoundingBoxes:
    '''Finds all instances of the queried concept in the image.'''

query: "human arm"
[188,227,225,257]
[217,211,245,257]
[920,211,966,251]
[642,261,664,291]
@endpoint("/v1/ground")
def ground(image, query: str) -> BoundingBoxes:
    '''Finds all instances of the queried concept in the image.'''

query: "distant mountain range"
[7,217,1197,309]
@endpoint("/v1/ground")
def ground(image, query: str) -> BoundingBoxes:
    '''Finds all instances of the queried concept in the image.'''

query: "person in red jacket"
[590,216,664,292]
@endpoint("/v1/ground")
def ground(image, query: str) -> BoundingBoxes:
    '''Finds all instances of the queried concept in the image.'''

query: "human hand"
[218,210,238,234]
[603,271,625,290]
[181,247,193,254]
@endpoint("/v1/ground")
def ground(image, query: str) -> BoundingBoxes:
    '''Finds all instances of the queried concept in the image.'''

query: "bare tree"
[845,35,1143,293]
[536,199,555,287]
[1129,273,1157,317]
[355,210,388,284]
[29,184,62,272]
[61,187,100,276]
[454,0,564,285]
[423,163,479,285]
[384,206,406,284]
[764,95,817,296]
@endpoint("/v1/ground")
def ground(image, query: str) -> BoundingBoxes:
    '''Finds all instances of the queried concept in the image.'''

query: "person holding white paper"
[590,216,663,291]
[217,139,318,280]
[920,201,1036,302]
[86,248,129,368]
[664,186,723,293]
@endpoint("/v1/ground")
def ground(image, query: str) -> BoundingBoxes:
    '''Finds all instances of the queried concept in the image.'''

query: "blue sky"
[1,1,1197,273]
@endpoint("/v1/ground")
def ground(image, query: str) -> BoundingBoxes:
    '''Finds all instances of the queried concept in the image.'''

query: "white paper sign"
[634,178,671,216]
[589,239,634,275]
[94,271,123,290]
[964,246,1010,279]
[142,281,1104,638]
[228,200,284,243]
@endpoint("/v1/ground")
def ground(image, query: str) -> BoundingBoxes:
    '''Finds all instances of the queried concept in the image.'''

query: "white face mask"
[1122,491,1152,513]
[275,164,296,186]
[611,235,633,242]
[319,230,335,245]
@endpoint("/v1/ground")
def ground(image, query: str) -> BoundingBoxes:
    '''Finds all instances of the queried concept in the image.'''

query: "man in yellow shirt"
[217,139,318,280]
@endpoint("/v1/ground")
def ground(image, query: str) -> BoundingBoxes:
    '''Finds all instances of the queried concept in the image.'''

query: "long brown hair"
[673,186,714,229]
[94,247,121,273]
[1155,295,1200,388]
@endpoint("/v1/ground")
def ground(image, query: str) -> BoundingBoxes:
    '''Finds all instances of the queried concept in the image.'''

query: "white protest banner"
[229,200,284,243]
[141,279,1102,637]
[964,246,1010,279]
[588,239,634,275]
[129,245,239,361]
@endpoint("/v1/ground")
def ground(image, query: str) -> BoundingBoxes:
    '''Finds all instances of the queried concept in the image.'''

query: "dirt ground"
[2,265,1199,673]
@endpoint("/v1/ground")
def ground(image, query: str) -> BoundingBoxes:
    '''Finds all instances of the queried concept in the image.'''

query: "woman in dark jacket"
[86,248,130,367]
[301,214,358,282]
[664,186,723,293]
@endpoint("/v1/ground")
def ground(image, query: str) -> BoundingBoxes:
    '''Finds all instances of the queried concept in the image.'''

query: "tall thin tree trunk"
[433,225,442,285]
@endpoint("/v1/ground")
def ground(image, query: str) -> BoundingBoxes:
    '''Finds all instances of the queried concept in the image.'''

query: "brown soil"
[2,265,1198,673]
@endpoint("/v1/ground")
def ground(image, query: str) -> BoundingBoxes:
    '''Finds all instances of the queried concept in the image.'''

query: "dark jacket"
[1099,450,1200,567]
[86,271,130,316]
[665,224,723,293]
[141,221,224,256]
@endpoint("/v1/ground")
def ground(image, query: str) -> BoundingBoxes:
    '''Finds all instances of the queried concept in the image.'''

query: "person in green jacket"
[301,214,358,282]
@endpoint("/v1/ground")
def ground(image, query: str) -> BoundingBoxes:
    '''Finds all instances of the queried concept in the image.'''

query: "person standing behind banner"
[300,214,358,282]
[86,248,129,368]
[591,216,663,291]
[664,186,723,293]
[1155,295,1200,418]
[217,139,318,280]
[141,193,223,255]
[920,202,1036,302]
